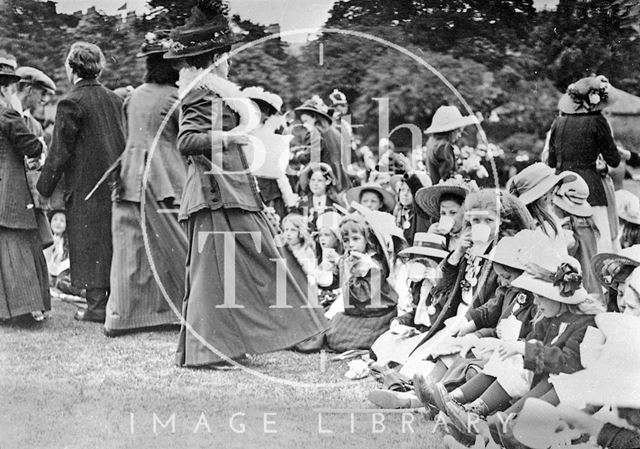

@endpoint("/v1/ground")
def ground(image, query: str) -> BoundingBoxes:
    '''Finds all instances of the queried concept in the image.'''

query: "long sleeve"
[177,91,224,160]
[596,115,620,168]
[6,109,42,158]
[523,317,592,375]
[37,98,81,197]
[467,287,506,330]
[597,423,640,449]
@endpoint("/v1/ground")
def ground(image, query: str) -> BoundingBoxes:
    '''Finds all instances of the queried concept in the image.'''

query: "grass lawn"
[1,298,443,449]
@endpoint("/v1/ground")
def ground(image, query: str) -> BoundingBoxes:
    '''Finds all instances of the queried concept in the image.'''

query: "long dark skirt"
[175,208,329,367]
[105,193,187,331]
[0,226,50,318]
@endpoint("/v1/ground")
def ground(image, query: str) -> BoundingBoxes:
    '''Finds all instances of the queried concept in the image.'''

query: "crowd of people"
[1,2,640,448]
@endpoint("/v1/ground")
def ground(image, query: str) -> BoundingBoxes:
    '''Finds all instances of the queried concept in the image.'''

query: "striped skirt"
[105,193,187,331]
[0,226,50,319]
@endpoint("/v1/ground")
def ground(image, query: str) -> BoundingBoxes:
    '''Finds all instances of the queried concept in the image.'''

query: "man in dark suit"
[37,42,125,322]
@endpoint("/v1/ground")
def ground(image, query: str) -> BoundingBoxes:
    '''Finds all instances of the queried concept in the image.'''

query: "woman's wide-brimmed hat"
[551,313,640,408]
[399,232,448,260]
[164,7,242,60]
[243,86,283,113]
[346,183,395,212]
[295,95,333,123]
[552,172,592,217]
[615,189,640,225]
[390,172,432,193]
[481,229,540,271]
[424,105,480,134]
[511,242,588,304]
[298,162,336,192]
[507,163,577,205]
[591,244,640,288]
[415,176,478,218]
[137,30,173,57]
[557,75,620,115]
[0,56,21,83]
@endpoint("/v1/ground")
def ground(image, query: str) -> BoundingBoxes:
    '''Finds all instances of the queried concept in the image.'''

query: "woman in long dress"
[0,54,49,323]
[164,6,328,367]
[104,31,188,336]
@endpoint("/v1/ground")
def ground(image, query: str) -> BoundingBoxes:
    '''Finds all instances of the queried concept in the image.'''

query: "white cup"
[471,223,492,243]
[438,216,455,234]
[499,316,522,341]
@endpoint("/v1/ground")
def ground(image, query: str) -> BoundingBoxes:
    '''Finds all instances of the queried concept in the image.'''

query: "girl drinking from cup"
[324,212,399,352]
[415,177,478,252]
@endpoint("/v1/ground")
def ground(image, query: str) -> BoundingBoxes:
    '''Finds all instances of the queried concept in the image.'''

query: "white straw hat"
[424,105,480,134]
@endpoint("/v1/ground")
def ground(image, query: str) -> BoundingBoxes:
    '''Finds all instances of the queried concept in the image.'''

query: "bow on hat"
[526,261,583,298]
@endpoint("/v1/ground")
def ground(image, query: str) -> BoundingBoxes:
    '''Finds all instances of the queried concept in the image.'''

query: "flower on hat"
[145,32,157,43]
[588,92,601,105]
[552,263,583,297]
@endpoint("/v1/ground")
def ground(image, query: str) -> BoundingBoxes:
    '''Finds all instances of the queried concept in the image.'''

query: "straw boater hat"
[615,189,640,225]
[591,244,640,288]
[295,95,333,123]
[15,67,56,94]
[507,163,577,205]
[398,232,448,260]
[552,172,592,218]
[0,56,21,83]
[551,313,640,408]
[557,75,620,115]
[424,105,480,134]
[511,243,588,304]
[346,183,395,212]
[164,2,243,60]
[136,30,173,58]
[298,162,336,192]
[389,172,432,193]
[243,86,283,113]
[414,176,478,218]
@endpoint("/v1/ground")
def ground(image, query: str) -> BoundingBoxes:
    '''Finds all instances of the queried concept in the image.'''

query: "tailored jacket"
[0,104,43,229]
[177,88,262,221]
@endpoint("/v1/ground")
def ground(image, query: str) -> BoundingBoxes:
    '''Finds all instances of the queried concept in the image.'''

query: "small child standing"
[43,210,83,297]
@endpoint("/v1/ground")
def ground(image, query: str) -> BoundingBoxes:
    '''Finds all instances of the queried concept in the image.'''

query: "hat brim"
[591,252,640,287]
[415,185,468,218]
[552,196,593,218]
[619,211,640,225]
[298,163,336,191]
[424,115,479,134]
[511,274,587,304]
[294,106,333,124]
[163,35,242,60]
[480,251,526,271]
[346,185,395,212]
[136,48,167,58]
[399,246,448,260]
[557,86,622,115]
[512,171,577,205]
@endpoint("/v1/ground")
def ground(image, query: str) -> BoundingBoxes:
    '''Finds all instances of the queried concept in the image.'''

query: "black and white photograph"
[1,0,640,448]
